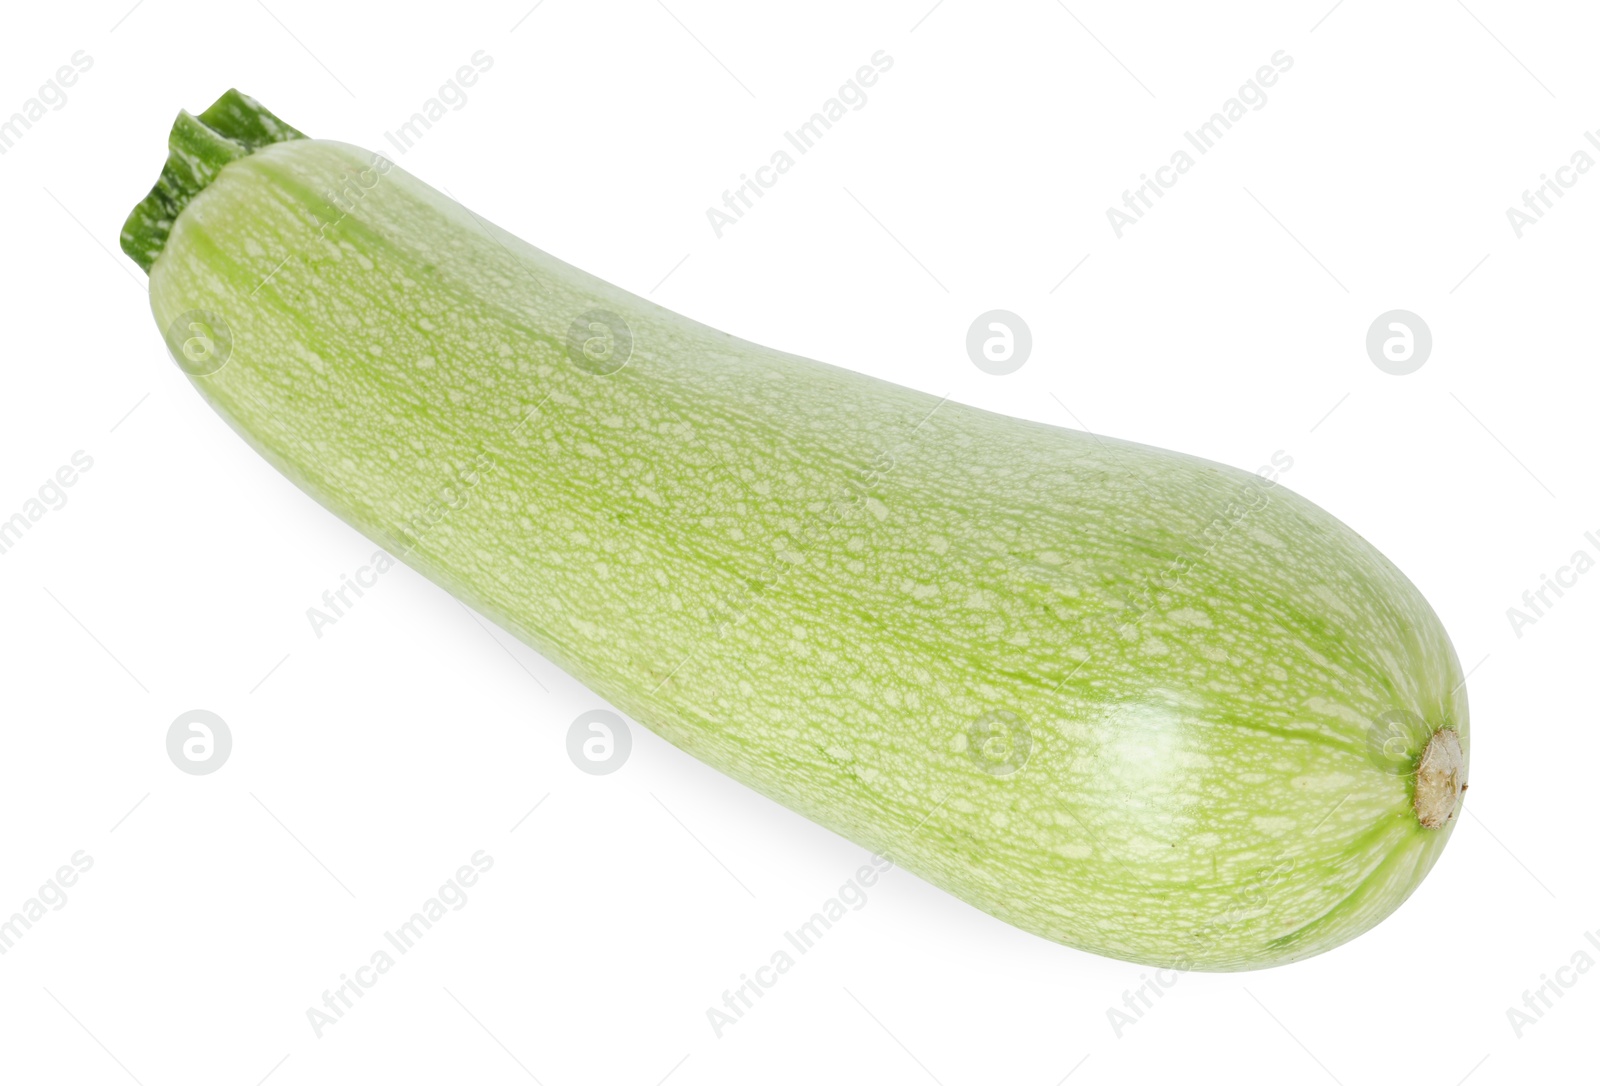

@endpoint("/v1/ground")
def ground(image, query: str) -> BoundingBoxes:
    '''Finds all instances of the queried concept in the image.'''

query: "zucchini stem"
[120,90,305,273]
[1413,728,1465,829]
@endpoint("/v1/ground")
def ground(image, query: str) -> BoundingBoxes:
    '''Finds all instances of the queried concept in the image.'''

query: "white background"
[0,1,1594,1083]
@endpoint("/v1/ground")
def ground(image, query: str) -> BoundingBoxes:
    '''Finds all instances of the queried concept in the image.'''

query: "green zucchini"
[122,91,1468,970]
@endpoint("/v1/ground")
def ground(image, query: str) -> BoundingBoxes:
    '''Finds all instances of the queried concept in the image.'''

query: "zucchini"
[122,92,1468,970]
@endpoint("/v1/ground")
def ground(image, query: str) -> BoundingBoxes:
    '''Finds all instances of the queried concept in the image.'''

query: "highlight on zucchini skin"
[122,92,1468,971]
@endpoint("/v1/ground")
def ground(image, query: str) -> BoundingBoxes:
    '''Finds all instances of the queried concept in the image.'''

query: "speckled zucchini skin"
[132,105,1467,969]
